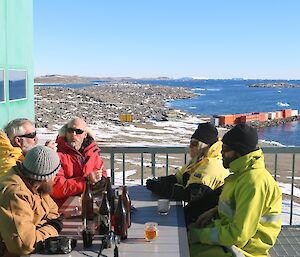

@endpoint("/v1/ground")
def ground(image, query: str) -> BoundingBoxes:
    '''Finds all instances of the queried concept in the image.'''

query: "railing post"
[151,153,156,177]
[141,153,144,185]
[290,154,295,225]
[274,154,278,181]
[123,153,126,185]
[166,154,169,176]
[110,153,115,185]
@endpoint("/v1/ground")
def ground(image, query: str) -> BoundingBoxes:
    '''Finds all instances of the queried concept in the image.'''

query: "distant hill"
[34,75,173,84]
[35,75,93,84]
[34,75,139,84]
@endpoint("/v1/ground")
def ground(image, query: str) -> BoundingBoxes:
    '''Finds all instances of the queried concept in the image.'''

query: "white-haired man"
[51,117,108,207]
[0,118,56,176]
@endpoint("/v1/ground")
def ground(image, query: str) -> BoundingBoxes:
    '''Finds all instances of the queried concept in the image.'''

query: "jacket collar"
[229,149,265,174]
[206,138,223,159]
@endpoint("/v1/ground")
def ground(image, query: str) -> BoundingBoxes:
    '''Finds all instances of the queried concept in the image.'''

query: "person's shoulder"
[0,170,31,200]
[84,137,100,152]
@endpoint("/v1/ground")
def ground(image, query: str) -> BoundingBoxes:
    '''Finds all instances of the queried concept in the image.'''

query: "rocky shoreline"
[35,82,197,129]
[249,82,300,88]
[219,115,300,130]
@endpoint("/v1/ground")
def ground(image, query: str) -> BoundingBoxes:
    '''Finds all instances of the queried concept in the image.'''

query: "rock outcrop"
[35,82,195,128]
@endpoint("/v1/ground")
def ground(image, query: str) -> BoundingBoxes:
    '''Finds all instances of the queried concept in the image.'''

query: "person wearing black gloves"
[146,123,229,223]
[0,146,63,256]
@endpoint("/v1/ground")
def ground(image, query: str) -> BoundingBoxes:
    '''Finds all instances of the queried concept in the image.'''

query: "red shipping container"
[240,114,260,123]
[259,113,268,122]
[282,109,292,118]
[219,115,235,125]
[276,111,283,119]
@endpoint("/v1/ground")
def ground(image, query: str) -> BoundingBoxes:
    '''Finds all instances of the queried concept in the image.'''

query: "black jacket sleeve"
[146,175,177,198]
[188,183,214,202]
[184,185,223,225]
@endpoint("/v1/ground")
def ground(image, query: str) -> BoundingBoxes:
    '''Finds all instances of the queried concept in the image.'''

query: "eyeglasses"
[18,131,37,139]
[67,127,85,135]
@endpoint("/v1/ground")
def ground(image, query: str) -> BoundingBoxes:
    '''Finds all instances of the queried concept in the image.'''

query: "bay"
[136,79,300,146]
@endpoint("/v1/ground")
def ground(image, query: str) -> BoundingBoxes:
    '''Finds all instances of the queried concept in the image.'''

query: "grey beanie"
[21,146,61,181]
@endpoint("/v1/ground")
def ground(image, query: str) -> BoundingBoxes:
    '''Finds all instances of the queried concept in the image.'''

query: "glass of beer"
[144,222,158,242]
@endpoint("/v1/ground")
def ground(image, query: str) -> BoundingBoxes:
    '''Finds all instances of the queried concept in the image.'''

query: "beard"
[223,152,240,169]
[67,138,83,150]
[22,140,36,155]
[37,180,54,194]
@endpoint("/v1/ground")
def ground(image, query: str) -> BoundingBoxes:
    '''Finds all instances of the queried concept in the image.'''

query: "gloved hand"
[146,178,155,191]
[45,215,64,233]
[171,183,188,201]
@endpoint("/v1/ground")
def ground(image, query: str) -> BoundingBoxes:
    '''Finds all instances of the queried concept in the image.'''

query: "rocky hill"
[34,82,196,128]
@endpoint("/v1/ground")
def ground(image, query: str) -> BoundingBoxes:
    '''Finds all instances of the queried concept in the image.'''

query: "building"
[0,0,34,128]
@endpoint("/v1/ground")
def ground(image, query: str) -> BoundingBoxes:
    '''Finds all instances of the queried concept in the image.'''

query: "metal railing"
[101,146,300,225]
[101,146,189,185]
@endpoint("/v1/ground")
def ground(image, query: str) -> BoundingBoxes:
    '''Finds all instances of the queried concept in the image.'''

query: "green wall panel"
[0,0,34,129]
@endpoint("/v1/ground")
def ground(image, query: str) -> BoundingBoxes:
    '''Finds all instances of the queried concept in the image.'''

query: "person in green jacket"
[188,124,282,257]
[146,123,229,219]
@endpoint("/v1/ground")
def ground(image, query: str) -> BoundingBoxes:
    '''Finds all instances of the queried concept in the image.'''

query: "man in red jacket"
[51,117,107,206]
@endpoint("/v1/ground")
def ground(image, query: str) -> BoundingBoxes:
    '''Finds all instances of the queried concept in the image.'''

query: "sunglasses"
[18,131,37,139]
[67,127,85,135]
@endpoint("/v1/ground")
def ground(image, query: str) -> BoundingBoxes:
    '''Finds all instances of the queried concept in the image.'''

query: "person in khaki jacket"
[0,146,63,256]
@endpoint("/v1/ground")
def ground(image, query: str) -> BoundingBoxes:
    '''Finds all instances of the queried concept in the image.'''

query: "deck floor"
[269,226,300,257]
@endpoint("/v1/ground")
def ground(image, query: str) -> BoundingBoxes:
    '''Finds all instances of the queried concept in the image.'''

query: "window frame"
[8,69,27,102]
[0,69,5,103]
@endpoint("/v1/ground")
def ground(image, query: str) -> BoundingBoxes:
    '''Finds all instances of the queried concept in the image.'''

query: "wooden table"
[31,185,190,257]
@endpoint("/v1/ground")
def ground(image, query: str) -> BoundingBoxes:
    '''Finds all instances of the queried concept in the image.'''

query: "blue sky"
[34,0,300,79]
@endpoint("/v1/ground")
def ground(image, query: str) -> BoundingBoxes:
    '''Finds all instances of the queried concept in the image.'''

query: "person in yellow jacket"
[0,130,24,174]
[188,124,282,257]
[146,123,229,218]
[0,118,57,176]
[0,146,62,256]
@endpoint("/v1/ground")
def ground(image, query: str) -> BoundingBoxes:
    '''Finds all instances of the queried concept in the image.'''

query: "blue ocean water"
[135,79,300,146]
[39,79,300,146]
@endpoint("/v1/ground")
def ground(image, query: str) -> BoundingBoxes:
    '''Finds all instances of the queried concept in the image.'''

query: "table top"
[30,185,190,257]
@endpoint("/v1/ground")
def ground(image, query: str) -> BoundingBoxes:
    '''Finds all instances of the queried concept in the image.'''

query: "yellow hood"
[0,130,24,175]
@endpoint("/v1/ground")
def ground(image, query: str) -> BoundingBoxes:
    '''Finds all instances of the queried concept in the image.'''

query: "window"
[9,69,27,100]
[0,69,4,102]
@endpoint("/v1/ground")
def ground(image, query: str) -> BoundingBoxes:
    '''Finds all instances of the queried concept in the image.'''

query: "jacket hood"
[205,138,223,159]
[183,138,224,176]
[0,130,24,173]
